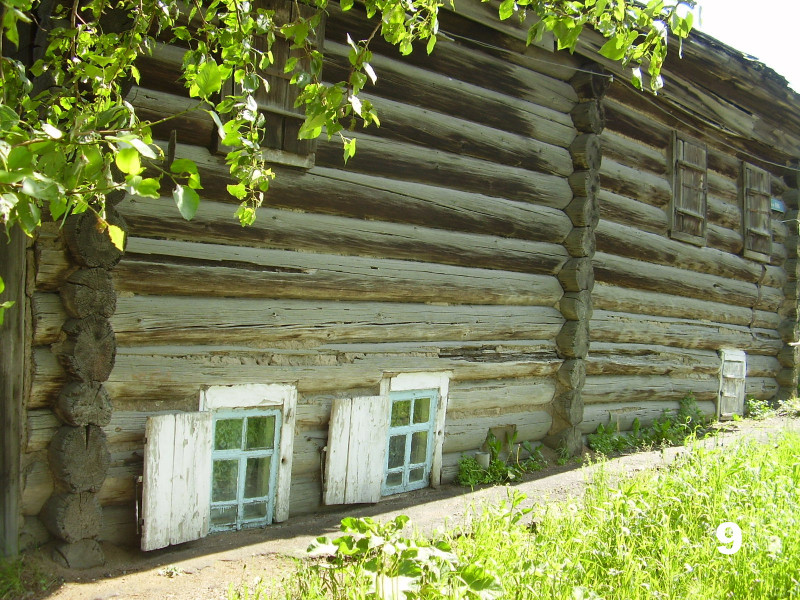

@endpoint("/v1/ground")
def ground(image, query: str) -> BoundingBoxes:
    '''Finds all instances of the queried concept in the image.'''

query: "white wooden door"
[324,396,390,505]
[141,412,213,551]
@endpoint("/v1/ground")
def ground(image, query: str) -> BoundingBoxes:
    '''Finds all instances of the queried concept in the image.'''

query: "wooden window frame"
[669,132,708,246]
[210,408,282,532]
[741,162,772,263]
[382,389,439,496]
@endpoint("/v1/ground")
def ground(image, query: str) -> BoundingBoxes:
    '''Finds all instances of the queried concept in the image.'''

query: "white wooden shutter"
[324,396,390,505]
[141,412,212,551]
[719,350,746,420]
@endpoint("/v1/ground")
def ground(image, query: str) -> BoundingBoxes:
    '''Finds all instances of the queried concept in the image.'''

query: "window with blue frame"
[383,389,438,496]
[210,409,281,531]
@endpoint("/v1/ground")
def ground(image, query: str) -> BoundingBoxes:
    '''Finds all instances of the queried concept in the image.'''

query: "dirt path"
[22,415,799,600]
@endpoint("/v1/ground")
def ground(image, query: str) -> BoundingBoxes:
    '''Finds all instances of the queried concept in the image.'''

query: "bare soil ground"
[20,414,800,600]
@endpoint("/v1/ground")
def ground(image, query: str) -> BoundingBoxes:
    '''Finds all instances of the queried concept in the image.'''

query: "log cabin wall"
[21,4,589,545]
[584,71,793,436]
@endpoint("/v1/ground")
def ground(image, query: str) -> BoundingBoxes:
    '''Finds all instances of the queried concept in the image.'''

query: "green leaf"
[599,34,627,61]
[191,61,223,99]
[170,158,199,175]
[498,0,515,20]
[227,183,247,199]
[342,137,357,164]
[340,0,353,10]
[115,147,141,174]
[107,224,126,250]
[173,184,200,220]
[127,176,161,198]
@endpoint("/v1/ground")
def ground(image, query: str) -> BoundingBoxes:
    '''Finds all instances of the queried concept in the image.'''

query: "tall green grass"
[231,432,800,599]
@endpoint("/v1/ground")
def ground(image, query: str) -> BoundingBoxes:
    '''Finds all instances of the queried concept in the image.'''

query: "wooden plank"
[323,398,352,505]
[141,414,176,551]
[274,387,297,522]
[0,228,26,557]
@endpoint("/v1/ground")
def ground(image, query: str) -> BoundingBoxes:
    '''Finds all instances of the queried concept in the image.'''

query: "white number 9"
[716,522,742,555]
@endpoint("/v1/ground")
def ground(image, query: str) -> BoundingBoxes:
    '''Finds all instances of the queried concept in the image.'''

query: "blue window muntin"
[382,389,438,496]
[210,408,281,532]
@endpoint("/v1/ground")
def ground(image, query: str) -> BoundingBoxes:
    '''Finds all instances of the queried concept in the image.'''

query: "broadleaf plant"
[0,0,695,324]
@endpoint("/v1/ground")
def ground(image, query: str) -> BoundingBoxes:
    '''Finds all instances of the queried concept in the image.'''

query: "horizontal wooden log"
[127,86,215,148]
[315,134,573,211]
[747,354,782,378]
[592,283,754,326]
[320,41,577,149]
[578,399,716,434]
[99,505,138,546]
[33,293,565,348]
[323,13,578,112]
[752,310,781,331]
[707,224,744,255]
[582,375,719,405]
[707,195,741,231]
[745,377,779,400]
[598,190,668,235]
[119,197,570,277]
[442,410,552,454]
[599,130,666,177]
[764,265,788,290]
[36,236,565,307]
[446,378,555,421]
[586,343,720,377]
[707,170,738,203]
[32,343,561,408]
[596,220,763,283]
[593,252,758,307]
[27,410,156,453]
[590,309,782,354]
[599,157,672,209]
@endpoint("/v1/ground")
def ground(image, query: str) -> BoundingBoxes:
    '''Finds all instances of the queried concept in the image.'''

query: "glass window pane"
[243,502,267,521]
[215,419,243,451]
[408,467,425,483]
[387,435,406,469]
[212,459,239,502]
[410,431,428,464]
[390,400,411,427]
[246,416,275,450]
[244,457,271,499]
[412,397,431,424]
[385,471,403,488]
[211,505,237,528]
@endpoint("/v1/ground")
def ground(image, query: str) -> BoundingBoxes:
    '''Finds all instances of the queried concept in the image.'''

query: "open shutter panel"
[141,412,212,551]
[672,135,707,243]
[325,396,390,505]
[719,350,746,420]
[742,164,772,261]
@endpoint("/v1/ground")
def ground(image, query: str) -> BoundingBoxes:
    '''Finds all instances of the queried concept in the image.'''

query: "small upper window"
[670,132,708,246]
[741,162,772,262]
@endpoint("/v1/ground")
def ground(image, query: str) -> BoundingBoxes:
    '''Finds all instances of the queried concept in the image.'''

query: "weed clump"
[456,431,546,488]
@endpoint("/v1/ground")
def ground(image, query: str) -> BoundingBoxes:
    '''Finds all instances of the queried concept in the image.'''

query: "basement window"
[741,162,772,263]
[140,384,297,551]
[323,372,451,505]
[670,132,708,246]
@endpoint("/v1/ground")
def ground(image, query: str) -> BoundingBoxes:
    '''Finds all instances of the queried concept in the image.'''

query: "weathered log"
[571,66,612,99]
[55,382,112,427]
[446,378,556,420]
[777,345,798,368]
[59,268,116,320]
[745,377,779,400]
[560,290,593,322]
[595,220,763,283]
[570,134,602,170]
[590,309,782,354]
[48,425,110,494]
[582,375,719,405]
[746,354,782,377]
[599,157,672,208]
[593,252,759,307]
[586,343,719,377]
[599,129,666,176]
[551,389,584,428]
[542,426,583,456]
[707,223,744,255]
[557,359,586,390]
[564,195,600,228]
[556,321,590,359]
[52,539,104,569]
[705,195,741,230]
[32,343,562,409]
[55,316,116,383]
[62,208,127,269]
[315,134,573,211]
[442,410,552,455]
[598,190,669,235]
[564,227,596,258]
[40,492,102,544]
[578,399,716,434]
[569,170,600,199]
[558,258,594,293]
[571,100,605,134]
